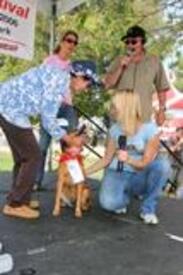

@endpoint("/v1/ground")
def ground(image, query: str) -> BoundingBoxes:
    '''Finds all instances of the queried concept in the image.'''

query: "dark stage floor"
[0,172,183,275]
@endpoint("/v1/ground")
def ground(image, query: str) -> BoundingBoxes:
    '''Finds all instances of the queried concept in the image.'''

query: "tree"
[174,52,183,91]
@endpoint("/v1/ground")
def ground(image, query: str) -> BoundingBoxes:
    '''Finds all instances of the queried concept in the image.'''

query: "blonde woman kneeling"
[86,91,168,225]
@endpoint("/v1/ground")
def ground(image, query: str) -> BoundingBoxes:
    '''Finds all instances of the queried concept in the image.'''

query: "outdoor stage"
[0,172,183,275]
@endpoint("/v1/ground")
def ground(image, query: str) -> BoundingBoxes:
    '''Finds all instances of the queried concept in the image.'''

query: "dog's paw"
[75,209,82,218]
[82,204,91,211]
[52,209,60,217]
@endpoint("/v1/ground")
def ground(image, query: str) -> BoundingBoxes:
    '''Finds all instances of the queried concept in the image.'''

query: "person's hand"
[119,56,131,68]
[117,150,128,162]
[156,109,166,126]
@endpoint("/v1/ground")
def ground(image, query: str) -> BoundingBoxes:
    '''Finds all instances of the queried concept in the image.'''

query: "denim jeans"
[157,153,172,188]
[99,158,169,215]
[35,104,78,186]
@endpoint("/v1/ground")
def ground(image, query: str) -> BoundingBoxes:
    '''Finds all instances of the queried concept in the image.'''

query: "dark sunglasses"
[64,38,78,46]
[82,75,92,82]
[71,73,92,85]
[124,38,139,45]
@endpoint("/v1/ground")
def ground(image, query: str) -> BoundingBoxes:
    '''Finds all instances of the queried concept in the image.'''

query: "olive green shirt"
[107,53,169,122]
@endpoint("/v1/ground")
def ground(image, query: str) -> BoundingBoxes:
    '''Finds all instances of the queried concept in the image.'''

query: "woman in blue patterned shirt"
[0,60,98,219]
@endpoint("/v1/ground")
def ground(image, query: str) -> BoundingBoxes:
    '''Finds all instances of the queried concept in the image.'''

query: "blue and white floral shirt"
[0,64,70,140]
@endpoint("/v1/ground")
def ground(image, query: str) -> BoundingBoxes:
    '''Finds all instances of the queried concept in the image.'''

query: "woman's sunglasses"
[64,38,78,46]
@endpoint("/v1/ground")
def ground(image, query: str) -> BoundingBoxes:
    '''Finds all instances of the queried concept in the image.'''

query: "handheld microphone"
[117,135,127,172]
[122,48,134,69]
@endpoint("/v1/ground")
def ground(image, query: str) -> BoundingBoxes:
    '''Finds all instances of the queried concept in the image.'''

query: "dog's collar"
[59,152,83,164]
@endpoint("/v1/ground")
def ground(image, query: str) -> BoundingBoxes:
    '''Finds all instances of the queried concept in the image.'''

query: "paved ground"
[0,172,183,275]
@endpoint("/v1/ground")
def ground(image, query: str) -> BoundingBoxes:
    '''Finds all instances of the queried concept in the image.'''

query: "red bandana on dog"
[59,149,83,165]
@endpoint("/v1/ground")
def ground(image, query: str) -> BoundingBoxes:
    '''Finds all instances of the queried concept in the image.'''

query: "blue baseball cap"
[71,60,99,86]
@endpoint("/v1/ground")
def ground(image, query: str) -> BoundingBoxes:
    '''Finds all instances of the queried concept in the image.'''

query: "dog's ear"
[61,139,68,152]
[61,132,78,151]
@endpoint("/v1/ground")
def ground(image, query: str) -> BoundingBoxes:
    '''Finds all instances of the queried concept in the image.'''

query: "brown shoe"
[2,205,40,219]
[29,200,40,209]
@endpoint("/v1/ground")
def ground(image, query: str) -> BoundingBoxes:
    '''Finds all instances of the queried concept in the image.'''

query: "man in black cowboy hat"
[103,25,169,124]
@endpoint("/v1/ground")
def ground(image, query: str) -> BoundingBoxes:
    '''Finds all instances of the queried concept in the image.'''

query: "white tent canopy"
[38,0,87,15]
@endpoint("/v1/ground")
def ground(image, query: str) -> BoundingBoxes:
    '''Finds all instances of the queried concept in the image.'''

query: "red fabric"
[153,89,183,109]
[169,100,183,109]
[59,152,83,165]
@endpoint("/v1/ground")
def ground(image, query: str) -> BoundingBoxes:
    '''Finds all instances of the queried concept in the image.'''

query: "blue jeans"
[157,154,172,188]
[35,104,78,186]
[99,159,169,215]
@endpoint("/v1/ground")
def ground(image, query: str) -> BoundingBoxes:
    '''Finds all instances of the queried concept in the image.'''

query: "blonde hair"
[110,91,142,136]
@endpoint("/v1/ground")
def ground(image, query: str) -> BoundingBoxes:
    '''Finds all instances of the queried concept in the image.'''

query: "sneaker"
[2,205,40,219]
[0,253,14,274]
[29,200,40,209]
[114,207,127,214]
[140,213,159,225]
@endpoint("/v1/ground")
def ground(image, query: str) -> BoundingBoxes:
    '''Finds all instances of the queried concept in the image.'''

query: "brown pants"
[0,115,41,207]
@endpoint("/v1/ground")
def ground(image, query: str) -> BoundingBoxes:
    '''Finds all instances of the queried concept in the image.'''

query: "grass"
[0,151,13,171]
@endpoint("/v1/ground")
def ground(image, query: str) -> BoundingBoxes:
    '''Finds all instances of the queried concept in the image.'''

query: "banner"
[0,0,37,60]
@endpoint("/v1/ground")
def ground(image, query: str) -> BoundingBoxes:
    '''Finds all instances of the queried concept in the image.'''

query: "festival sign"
[0,0,37,60]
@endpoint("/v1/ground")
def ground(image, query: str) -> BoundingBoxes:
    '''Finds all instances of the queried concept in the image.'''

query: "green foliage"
[174,54,183,91]
[74,88,111,117]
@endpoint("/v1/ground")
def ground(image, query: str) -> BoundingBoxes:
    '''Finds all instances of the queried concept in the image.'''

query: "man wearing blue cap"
[0,60,98,219]
[103,25,169,124]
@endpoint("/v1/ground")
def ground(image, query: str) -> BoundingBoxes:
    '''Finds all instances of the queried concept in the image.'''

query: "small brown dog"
[53,128,91,218]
